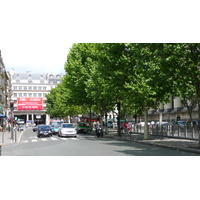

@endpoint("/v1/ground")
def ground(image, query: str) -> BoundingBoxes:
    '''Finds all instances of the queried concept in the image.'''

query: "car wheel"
[37,134,40,138]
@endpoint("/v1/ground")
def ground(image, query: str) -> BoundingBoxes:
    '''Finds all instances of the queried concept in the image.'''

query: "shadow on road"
[85,136,199,156]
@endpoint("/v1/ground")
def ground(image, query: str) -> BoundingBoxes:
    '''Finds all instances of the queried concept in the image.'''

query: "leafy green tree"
[160,44,200,144]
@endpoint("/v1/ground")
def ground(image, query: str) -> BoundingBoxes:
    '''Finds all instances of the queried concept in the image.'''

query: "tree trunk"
[159,112,163,129]
[105,113,108,135]
[89,105,92,127]
[198,100,200,147]
[144,107,149,140]
[117,102,121,137]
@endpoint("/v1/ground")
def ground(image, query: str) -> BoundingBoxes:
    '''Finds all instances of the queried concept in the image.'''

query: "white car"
[58,123,77,137]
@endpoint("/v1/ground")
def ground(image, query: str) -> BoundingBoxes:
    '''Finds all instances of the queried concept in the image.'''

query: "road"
[1,127,199,156]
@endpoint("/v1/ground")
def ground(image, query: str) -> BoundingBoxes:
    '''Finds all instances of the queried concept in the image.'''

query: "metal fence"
[121,124,200,140]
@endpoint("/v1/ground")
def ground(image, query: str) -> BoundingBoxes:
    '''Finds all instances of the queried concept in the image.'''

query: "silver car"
[58,123,77,137]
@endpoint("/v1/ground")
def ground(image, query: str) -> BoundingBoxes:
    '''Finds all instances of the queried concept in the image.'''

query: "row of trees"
[45,43,200,142]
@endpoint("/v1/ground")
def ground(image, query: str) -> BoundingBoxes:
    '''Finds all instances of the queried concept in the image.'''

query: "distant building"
[148,97,199,122]
[10,70,63,125]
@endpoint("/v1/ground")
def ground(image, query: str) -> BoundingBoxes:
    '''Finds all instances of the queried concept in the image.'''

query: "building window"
[43,93,46,97]
[18,86,22,90]
[33,93,37,97]
[19,93,22,97]
[40,80,44,84]
[28,86,32,90]
[33,86,37,90]
[43,87,47,90]
[16,80,20,83]
[28,80,32,84]
[13,86,17,90]
[28,93,32,97]
[23,86,27,90]
[38,86,42,90]
[14,93,17,97]
[23,93,27,97]
[38,93,42,97]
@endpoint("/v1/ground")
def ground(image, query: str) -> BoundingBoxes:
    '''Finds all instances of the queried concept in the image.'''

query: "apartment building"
[11,70,63,125]
[0,50,12,126]
[148,96,199,122]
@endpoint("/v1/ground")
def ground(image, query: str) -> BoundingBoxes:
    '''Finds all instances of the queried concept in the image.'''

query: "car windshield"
[79,123,87,127]
[62,124,74,128]
[40,126,51,130]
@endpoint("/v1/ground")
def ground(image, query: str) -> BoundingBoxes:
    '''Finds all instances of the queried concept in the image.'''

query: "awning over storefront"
[0,113,6,118]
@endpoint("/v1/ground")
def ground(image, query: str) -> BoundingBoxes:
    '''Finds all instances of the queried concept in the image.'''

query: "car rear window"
[62,124,74,128]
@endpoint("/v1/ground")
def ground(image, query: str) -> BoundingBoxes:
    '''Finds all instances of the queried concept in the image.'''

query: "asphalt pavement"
[1,127,200,155]
[103,129,200,154]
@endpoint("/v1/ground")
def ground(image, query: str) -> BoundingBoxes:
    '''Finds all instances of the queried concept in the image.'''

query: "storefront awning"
[0,114,6,118]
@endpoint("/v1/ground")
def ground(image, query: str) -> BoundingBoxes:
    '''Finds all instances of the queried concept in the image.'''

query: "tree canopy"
[45,43,200,140]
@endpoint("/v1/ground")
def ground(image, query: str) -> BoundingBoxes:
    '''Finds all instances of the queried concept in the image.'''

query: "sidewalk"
[0,129,23,146]
[103,129,200,154]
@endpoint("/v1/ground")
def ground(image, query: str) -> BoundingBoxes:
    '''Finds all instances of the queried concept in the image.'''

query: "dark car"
[32,125,38,132]
[51,124,60,135]
[77,123,92,133]
[37,125,52,137]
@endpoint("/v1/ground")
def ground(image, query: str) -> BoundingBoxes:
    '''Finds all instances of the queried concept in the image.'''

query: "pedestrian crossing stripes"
[22,136,80,144]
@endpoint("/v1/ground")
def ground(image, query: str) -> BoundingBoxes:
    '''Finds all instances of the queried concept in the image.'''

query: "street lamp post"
[10,102,14,140]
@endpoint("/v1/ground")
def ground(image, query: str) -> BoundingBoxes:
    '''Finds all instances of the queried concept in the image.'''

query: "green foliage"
[46,43,200,127]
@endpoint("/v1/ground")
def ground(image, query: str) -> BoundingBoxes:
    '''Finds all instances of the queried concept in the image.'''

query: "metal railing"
[121,124,200,140]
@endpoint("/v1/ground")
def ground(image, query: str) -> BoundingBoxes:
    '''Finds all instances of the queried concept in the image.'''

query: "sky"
[1,0,199,76]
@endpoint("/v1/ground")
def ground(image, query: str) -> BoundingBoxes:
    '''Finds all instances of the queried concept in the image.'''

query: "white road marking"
[60,138,68,140]
[41,138,48,141]
[22,136,80,143]
[51,137,58,140]
[70,138,78,140]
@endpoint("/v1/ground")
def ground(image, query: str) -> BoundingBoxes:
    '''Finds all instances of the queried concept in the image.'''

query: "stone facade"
[11,70,63,125]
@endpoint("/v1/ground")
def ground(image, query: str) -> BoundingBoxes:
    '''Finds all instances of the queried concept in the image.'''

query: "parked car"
[77,122,92,133]
[172,121,186,128]
[177,121,186,128]
[51,124,60,135]
[107,121,113,128]
[58,123,77,137]
[37,125,52,137]
[156,121,169,127]
[138,122,150,126]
